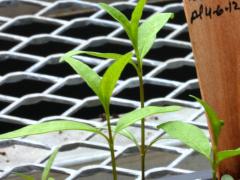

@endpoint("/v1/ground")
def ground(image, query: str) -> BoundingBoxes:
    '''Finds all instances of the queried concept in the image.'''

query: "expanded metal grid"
[0,0,210,179]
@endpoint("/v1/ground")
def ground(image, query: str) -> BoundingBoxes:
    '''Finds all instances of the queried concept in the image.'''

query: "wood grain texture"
[183,0,240,178]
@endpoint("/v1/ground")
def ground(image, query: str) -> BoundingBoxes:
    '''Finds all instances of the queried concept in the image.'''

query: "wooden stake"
[183,0,240,178]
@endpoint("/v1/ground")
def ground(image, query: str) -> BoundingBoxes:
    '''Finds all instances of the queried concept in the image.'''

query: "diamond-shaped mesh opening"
[71,102,135,120]
[115,148,179,170]
[146,170,183,179]
[174,30,190,42]
[53,81,95,99]
[175,87,201,101]
[60,21,116,39]
[43,2,99,20]
[0,38,20,51]
[83,41,132,55]
[0,101,10,111]
[115,82,175,101]
[145,44,191,61]
[0,121,24,133]
[18,38,77,57]
[100,4,154,20]
[77,171,135,180]
[9,100,72,120]
[156,65,197,82]
[0,79,54,97]
[0,144,49,170]
[35,59,80,77]
[0,56,35,76]
[157,28,174,38]
[176,152,211,171]
[2,20,61,37]
[98,63,153,80]
[55,146,109,169]
[0,1,43,18]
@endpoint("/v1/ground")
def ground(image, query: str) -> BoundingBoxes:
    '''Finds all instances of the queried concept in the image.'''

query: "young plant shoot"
[158,96,240,180]
[98,0,174,179]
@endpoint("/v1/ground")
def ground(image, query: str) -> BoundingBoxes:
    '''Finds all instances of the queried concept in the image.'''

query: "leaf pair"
[99,1,173,59]
[60,50,132,110]
[0,106,180,141]
[116,106,180,151]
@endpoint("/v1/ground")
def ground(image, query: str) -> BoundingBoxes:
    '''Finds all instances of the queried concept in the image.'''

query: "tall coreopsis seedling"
[98,0,174,179]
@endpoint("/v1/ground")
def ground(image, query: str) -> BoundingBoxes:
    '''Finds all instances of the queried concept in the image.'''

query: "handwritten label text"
[191,1,240,24]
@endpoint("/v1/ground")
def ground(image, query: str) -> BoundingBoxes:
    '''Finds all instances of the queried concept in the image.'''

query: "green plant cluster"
[1,1,240,180]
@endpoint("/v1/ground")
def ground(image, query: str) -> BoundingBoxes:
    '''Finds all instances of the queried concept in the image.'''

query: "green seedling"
[16,148,59,180]
[158,96,240,180]
[0,1,178,180]
[98,1,173,179]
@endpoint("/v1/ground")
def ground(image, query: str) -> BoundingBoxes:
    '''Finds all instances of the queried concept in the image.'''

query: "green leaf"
[138,13,173,59]
[15,173,35,180]
[221,175,234,180]
[48,178,55,180]
[42,148,58,180]
[0,121,102,140]
[118,129,139,148]
[115,106,180,133]
[99,3,134,45]
[60,50,122,62]
[191,95,224,145]
[100,52,132,108]
[157,121,211,160]
[60,51,103,104]
[217,148,240,164]
[130,0,146,48]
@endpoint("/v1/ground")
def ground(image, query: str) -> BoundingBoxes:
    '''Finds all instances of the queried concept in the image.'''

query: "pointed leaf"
[0,121,102,140]
[191,96,224,145]
[60,50,122,62]
[157,121,211,160]
[42,148,58,180]
[61,52,103,103]
[130,0,146,48]
[100,52,132,107]
[15,173,35,180]
[99,3,134,44]
[118,129,139,148]
[217,148,240,164]
[138,13,173,59]
[115,106,180,133]
[221,175,234,180]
